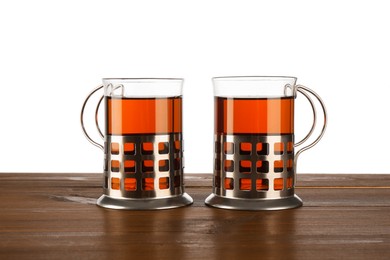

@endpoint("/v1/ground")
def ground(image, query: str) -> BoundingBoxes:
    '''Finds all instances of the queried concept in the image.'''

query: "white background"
[1,0,389,174]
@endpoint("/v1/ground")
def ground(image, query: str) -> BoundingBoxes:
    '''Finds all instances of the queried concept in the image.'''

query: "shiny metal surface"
[205,194,302,211]
[99,133,193,209]
[80,85,104,150]
[294,85,328,166]
[97,193,193,210]
[294,87,316,147]
[213,134,295,198]
[206,84,327,211]
[206,134,299,210]
[95,95,104,139]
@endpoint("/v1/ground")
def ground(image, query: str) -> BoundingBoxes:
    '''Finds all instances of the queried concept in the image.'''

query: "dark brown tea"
[215,97,294,190]
[106,96,182,135]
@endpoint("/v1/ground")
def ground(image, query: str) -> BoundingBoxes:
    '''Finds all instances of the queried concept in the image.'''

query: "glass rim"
[102,78,183,97]
[212,76,297,81]
[103,78,183,82]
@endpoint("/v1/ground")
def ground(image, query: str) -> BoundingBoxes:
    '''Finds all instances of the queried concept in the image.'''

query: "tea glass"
[205,76,327,210]
[81,78,193,210]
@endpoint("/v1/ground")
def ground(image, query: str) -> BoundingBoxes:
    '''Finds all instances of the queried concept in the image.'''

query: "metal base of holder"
[205,194,302,211]
[97,193,193,210]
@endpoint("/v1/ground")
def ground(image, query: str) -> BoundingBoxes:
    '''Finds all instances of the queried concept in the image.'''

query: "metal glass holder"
[205,85,327,211]
[98,133,193,210]
[81,85,193,210]
[205,134,302,210]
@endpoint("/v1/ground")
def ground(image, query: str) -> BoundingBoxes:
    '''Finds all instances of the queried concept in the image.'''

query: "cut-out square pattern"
[224,142,234,154]
[142,142,153,155]
[142,178,154,191]
[287,159,293,172]
[274,142,284,155]
[159,159,169,172]
[240,178,252,191]
[274,160,284,173]
[124,178,136,191]
[256,143,269,155]
[274,178,284,190]
[111,142,119,155]
[158,142,169,154]
[287,142,294,154]
[239,160,252,173]
[111,177,120,190]
[174,175,181,187]
[287,176,293,189]
[124,160,136,173]
[256,179,269,191]
[224,178,234,190]
[124,142,135,155]
[142,160,154,173]
[159,177,169,189]
[224,160,234,172]
[240,143,252,155]
[111,160,120,172]
[174,140,181,153]
[256,160,269,173]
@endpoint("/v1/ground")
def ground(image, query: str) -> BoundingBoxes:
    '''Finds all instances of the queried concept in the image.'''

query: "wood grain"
[0,173,390,259]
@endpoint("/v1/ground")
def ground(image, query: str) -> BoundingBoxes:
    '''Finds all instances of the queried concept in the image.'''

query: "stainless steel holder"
[205,134,302,210]
[205,85,327,210]
[98,133,193,210]
[81,85,193,210]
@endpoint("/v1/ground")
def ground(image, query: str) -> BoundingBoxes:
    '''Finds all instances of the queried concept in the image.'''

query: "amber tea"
[106,96,182,135]
[215,97,294,135]
[106,96,182,190]
[215,97,294,190]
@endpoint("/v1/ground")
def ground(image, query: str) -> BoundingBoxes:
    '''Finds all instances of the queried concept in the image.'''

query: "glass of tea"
[81,78,193,210]
[205,76,327,210]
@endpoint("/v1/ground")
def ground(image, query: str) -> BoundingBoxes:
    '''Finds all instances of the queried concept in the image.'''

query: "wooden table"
[0,173,390,259]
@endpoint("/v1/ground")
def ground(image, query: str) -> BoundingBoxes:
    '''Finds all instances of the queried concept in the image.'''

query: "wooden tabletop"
[0,173,390,259]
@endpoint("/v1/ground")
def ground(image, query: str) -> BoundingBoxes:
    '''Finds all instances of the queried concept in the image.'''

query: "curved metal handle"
[95,95,104,139]
[80,85,105,150]
[294,90,317,147]
[294,85,328,167]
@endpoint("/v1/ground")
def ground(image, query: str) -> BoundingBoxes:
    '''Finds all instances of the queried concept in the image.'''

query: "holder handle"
[294,85,328,167]
[80,85,105,151]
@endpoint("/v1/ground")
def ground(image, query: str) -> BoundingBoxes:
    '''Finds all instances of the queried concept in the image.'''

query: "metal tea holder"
[205,85,327,210]
[81,85,193,210]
